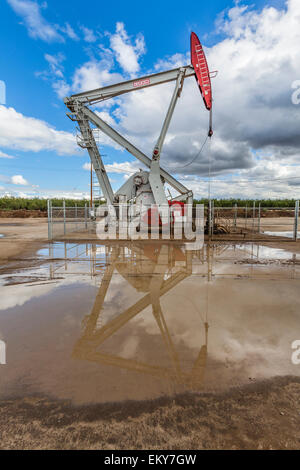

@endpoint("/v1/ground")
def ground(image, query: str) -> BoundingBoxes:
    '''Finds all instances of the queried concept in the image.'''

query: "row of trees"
[0,197,298,211]
[0,197,91,211]
[193,198,298,208]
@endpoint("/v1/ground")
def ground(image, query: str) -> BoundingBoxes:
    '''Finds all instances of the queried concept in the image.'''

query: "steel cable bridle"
[208,136,212,201]
[164,107,213,172]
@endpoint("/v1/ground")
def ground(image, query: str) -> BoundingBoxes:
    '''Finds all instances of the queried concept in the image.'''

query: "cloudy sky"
[0,0,300,199]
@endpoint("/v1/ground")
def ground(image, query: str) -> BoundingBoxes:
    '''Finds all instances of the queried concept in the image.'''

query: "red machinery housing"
[143,201,185,227]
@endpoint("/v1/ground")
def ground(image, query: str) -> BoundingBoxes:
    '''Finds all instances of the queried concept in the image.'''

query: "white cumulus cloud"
[7,0,79,43]
[0,150,15,159]
[80,25,97,43]
[72,60,122,94]
[107,0,300,199]
[11,174,29,185]
[83,160,141,174]
[109,22,146,75]
[7,0,64,42]
[0,105,78,155]
[59,23,79,41]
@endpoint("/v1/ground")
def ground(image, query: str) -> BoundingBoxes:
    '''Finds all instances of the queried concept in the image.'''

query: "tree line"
[0,197,298,211]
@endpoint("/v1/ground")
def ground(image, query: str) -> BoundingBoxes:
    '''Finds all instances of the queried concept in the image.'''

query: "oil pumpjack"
[64,32,215,223]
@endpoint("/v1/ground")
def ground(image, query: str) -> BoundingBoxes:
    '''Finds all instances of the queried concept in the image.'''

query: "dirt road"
[0,218,48,260]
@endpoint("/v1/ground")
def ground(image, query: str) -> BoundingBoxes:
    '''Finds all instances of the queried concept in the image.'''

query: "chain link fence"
[47,200,299,241]
[48,201,95,240]
[211,202,299,241]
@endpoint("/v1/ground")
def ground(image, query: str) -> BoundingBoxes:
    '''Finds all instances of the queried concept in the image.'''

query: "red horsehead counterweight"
[190,32,213,136]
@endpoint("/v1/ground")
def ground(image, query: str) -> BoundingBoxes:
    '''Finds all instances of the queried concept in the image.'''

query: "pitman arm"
[149,68,187,205]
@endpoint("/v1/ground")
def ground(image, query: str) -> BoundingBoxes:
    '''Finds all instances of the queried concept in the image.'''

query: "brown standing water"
[1,240,300,449]
[0,241,300,450]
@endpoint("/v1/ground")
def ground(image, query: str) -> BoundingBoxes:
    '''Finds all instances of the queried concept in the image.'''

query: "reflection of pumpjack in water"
[72,243,212,389]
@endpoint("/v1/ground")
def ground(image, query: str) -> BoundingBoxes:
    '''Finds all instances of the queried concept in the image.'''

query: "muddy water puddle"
[0,241,300,404]
[263,231,299,239]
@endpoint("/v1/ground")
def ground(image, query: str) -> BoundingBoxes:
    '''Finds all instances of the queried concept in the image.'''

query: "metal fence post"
[208,201,211,239]
[211,200,214,236]
[63,200,66,235]
[47,199,52,240]
[234,203,237,229]
[252,201,256,232]
[85,203,87,229]
[294,200,299,241]
[258,203,261,234]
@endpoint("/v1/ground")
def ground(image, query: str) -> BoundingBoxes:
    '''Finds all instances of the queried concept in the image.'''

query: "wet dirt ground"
[0,218,48,260]
[1,221,300,449]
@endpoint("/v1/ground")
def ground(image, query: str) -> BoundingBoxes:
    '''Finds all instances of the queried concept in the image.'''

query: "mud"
[0,209,47,218]
[0,218,48,260]
[1,376,300,450]
[215,208,295,218]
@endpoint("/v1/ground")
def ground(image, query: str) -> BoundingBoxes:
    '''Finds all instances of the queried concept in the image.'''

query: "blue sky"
[0,0,299,199]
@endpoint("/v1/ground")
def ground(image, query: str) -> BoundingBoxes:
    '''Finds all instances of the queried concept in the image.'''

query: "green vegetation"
[193,198,298,208]
[0,197,90,211]
[0,196,298,211]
